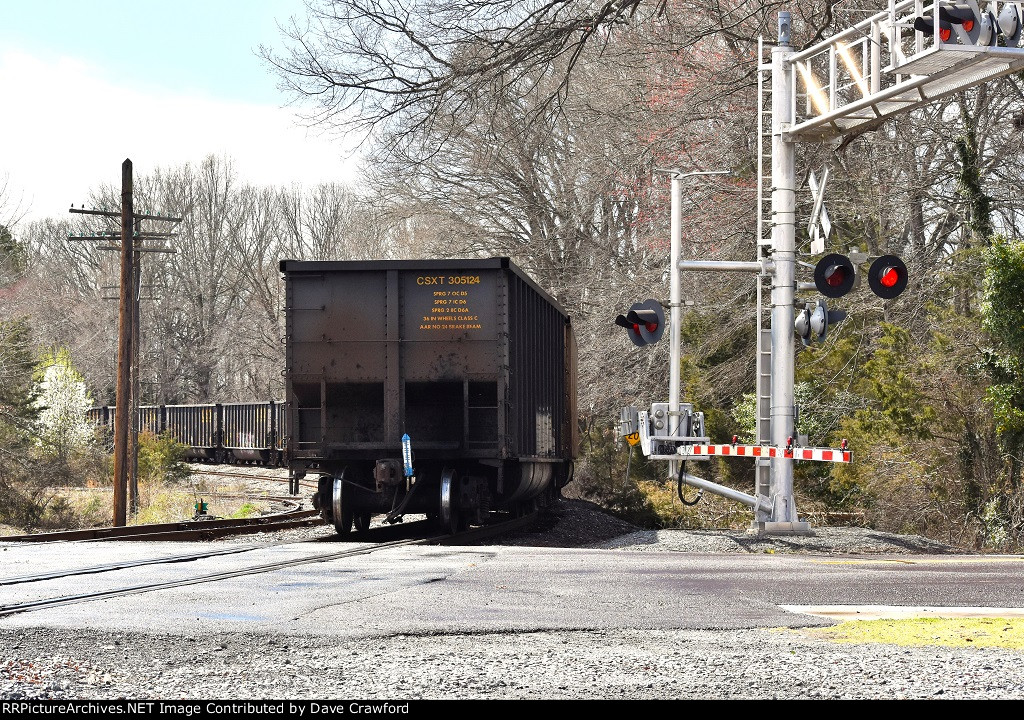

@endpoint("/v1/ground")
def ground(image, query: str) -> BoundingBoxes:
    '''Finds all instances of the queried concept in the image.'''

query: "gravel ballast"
[2,625,1021,700]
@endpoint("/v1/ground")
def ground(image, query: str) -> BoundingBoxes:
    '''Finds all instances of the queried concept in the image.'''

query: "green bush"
[137,431,191,485]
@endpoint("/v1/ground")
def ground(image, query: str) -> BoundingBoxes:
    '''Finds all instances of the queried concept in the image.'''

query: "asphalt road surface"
[1,538,1022,635]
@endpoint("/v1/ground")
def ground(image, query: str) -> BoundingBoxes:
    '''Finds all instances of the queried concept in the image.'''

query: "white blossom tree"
[34,348,95,463]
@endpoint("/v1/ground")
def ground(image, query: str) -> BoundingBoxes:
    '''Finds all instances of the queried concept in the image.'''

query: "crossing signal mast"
[620,2,1017,534]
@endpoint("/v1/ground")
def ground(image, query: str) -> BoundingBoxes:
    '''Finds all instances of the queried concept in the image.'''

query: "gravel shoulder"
[3,623,1021,701]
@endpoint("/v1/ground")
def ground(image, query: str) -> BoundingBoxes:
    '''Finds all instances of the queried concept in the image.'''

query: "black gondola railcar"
[86,406,111,428]
[138,405,163,436]
[281,257,578,534]
[163,403,221,461]
[222,401,277,465]
[86,400,286,466]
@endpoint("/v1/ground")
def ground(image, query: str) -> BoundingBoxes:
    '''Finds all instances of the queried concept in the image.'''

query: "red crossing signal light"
[913,3,997,45]
[813,254,857,298]
[614,299,665,347]
[867,255,908,299]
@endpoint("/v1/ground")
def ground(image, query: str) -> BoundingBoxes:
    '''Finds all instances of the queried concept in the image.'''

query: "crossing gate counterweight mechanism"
[619,402,852,517]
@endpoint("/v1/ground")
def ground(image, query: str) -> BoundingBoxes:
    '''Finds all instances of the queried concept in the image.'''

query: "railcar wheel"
[332,475,353,535]
[353,512,372,532]
[439,468,460,534]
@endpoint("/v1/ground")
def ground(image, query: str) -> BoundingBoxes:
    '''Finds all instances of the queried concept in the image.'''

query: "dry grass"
[132,476,271,524]
[0,478,272,534]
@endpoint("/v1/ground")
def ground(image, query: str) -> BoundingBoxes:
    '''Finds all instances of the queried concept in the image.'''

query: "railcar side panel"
[164,404,220,460]
[222,402,273,462]
[138,405,164,436]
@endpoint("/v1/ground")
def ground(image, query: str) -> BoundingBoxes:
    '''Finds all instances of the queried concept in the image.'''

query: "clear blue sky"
[0,0,361,223]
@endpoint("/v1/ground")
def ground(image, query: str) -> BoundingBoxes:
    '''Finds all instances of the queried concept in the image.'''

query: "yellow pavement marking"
[783,616,1024,649]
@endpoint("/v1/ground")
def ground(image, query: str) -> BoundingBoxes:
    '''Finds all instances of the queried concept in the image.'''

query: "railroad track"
[188,465,318,490]
[190,467,289,482]
[0,506,323,543]
[0,512,537,618]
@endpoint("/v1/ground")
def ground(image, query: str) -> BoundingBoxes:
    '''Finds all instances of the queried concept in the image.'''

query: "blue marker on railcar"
[402,433,414,478]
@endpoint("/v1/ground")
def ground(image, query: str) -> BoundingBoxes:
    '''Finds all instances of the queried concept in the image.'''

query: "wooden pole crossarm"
[70,207,182,223]
[69,231,178,239]
[69,207,120,218]
[95,246,177,253]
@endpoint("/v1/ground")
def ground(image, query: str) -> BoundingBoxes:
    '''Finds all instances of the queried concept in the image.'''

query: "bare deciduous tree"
[258,0,842,143]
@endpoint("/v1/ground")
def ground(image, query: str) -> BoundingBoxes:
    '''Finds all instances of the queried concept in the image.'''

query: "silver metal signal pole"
[669,176,682,481]
[767,13,809,533]
[667,169,732,482]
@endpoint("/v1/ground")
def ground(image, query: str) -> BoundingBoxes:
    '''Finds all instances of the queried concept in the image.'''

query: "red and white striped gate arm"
[786,446,852,463]
[676,443,852,463]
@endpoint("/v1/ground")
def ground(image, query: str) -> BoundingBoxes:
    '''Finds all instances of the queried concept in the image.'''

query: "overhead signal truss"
[787,0,1024,140]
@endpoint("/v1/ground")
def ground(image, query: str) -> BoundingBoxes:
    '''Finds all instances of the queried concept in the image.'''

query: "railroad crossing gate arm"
[676,442,852,463]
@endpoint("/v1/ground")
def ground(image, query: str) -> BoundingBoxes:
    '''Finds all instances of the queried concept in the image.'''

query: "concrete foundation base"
[749,521,813,536]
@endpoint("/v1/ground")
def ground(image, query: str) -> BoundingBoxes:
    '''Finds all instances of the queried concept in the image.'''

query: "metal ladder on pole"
[756,36,775,255]
[753,37,773,521]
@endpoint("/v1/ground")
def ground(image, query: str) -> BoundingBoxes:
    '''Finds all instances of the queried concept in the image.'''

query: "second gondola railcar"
[87,400,287,465]
[280,257,578,534]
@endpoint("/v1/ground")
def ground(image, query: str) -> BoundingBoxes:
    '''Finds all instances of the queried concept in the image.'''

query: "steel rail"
[0,513,536,617]
[0,544,286,586]
[190,467,317,490]
[189,468,293,482]
[0,509,320,543]
[0,539,421,618]
[104,513,326,541]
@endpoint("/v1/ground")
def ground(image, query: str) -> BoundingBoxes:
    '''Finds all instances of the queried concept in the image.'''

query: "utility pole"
[69,158,179,526]
[100,236,163,515]
[113,159,134,527]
